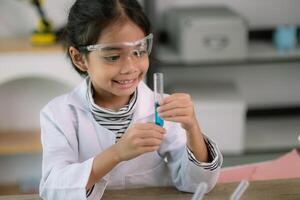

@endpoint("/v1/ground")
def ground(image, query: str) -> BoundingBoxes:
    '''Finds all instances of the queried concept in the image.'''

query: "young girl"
[39,0,223,199]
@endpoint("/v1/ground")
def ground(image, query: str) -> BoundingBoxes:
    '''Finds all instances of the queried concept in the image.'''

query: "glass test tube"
[191,182,208,200]
[230,180,250,200]
[154,73,164,127]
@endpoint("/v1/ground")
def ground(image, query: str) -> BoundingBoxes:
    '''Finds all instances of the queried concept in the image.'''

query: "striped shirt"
[187,136,222,171]
[86,79,137,142]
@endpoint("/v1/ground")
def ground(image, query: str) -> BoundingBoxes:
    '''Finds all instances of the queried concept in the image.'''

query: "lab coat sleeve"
[158,123,223,193]
[39,104,107,200]
[186,135,222,170]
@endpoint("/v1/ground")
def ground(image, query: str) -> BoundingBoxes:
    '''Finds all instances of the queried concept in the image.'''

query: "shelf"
[248,41,300,61]
[155,41,300,66]
[0,38,63,53]
[0,184,21,195]
[0,130,42,155]
[245,116,300,152]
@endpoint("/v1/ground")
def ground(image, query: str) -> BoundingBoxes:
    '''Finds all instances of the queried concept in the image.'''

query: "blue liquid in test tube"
[155,102,164,127]
[154,73,164,127]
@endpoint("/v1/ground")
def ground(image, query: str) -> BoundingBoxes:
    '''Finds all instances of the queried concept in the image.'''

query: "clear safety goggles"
[82,33,153,64]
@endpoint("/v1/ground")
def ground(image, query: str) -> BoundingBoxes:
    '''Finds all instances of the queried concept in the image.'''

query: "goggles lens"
[84,33,153,64]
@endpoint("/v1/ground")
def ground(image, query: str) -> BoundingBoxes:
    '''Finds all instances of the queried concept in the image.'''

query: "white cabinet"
[168,82,246,154]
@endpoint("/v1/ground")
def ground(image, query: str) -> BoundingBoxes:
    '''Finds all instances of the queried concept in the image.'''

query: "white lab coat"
[39,78,222,200]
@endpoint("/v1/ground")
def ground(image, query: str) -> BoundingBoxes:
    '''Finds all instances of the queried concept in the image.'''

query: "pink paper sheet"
[218,149,300,183]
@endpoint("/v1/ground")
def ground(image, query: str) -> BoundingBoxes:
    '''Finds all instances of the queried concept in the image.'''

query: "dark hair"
[65,0,151,77]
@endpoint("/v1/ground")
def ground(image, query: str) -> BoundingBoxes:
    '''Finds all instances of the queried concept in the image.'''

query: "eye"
[133,50,147,58]
[103,55,120,62]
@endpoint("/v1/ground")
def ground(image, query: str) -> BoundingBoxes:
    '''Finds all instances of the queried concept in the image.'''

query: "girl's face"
[85,20,149,106]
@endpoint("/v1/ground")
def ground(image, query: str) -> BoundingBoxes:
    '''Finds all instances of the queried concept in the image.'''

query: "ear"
[69,47,88,72]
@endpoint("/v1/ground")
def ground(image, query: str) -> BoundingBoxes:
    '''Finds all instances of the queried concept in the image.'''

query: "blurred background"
[0,0,299,195]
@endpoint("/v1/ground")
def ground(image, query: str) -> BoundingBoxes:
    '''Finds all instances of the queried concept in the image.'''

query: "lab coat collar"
[134,81,155,121]
[66,77,90,112]
[66,77,155,120]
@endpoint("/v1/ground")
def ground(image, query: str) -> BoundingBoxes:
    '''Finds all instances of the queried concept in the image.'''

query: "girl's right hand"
[113,123,166,161]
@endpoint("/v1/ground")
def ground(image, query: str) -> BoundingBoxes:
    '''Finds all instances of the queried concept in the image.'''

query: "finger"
[157,100,187,113]
[140,145,160,153]
[138,130,165,140]
[139,138,163,147]
[161,93,190,104]
[139,123,166,134]
[159,107,189,118]
[163,115,189,124]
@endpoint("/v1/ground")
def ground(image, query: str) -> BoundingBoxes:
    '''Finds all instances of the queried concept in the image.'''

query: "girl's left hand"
[158,93,209,162]
[157,93,198,132]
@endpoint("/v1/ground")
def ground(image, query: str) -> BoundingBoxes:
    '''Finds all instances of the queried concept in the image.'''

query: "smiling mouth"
[114,78,138,89]
[116,79,135,84]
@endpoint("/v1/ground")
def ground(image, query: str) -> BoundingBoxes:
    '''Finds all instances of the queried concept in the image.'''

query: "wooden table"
[0,179,299,200]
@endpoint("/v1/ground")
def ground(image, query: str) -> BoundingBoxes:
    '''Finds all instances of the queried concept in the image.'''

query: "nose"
[119,53,138,74]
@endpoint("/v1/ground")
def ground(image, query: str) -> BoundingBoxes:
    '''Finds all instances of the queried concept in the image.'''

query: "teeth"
[118,80,134,84]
